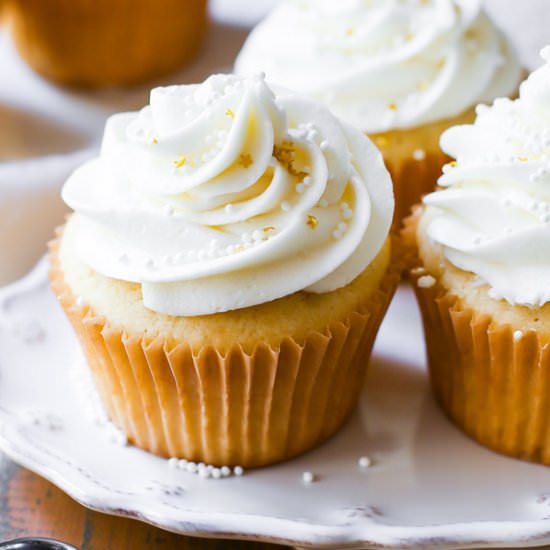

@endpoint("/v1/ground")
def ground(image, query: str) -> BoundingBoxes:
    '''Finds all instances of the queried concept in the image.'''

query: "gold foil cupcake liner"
[404,212,550,465]
[49,230,402,468]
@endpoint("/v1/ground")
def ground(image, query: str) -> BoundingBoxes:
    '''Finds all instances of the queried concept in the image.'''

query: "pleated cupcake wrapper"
[403,211,550,465]
[383,148,449,225]
[49,230,402,467]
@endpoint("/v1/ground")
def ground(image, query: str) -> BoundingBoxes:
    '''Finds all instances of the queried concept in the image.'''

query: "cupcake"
[406,47,550,465]
[234,0,522,222]
[7,0,207,86]
[49,74,398,467]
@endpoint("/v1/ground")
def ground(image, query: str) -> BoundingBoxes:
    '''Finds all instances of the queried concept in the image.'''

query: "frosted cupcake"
[235,0,522,222]
[50,74,398,468]
[406,47,550,465]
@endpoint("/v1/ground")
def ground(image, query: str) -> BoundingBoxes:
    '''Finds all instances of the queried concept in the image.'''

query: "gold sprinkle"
[388,103,398,111]
[263,226,275,233]
[174,157,186,168]
[450,161,457,167]
[225,108,235,119]
[239,153,253,168]
[273,141,295,165]
[436,59,446,69]
[518,156,529,162]
[273,141,307,178]
[345,28,354,36]
[152,138,158,144]
[405,31,414,42]
[306,215,319,229]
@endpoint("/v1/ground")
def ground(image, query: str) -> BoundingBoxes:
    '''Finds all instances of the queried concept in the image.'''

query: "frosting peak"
[424,48,550,308]
[63,74,393,316]
[234,0,521,133]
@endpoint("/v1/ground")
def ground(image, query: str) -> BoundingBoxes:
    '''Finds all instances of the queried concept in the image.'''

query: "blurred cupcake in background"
[235,0,522,222]
[6,0,208,86]
[406,47,550,465]
[0,0,9,24]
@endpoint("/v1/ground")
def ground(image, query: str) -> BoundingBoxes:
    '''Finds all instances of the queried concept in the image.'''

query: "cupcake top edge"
[423,47,550,308]
[62,73,394,317]
[234,0,522,134]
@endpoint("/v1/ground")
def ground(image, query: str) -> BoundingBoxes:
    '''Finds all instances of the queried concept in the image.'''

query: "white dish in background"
[1,259,550,549]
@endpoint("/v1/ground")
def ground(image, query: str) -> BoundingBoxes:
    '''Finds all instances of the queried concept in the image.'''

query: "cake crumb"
[417,275,436,289]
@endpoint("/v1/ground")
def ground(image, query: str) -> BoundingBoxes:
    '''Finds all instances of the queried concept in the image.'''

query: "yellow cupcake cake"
[50,74,399,467]
[234,0,522,223]
[406,47,550,465]
[7,0,207,86]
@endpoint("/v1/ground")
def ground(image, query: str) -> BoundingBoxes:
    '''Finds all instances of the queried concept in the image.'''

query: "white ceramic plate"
[1,259,550,549]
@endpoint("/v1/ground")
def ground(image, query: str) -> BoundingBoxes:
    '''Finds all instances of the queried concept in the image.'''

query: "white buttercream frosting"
[62,74,393,316]
[234,0,521,133]
[424,47,550,308]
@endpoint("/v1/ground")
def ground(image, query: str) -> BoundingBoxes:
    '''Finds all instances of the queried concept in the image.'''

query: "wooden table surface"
[0,452,286,550]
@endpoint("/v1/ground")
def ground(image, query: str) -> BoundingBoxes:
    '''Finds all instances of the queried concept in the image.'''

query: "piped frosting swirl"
[63,74,393,316]
[424,47,550,307]
[234,0,521,133]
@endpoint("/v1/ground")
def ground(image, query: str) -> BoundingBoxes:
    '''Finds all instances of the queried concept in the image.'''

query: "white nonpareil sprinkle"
[413,149,426,161]
[302,471,315,485]
[337,222,348,232]
[513,330,523,342]
[417,275,436,289]
[199,467,211,479]
[168,457,179,469]
[410,267,426,276]
[76,296,86,307]
[358,456,372,469]
[233,466,244,476]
